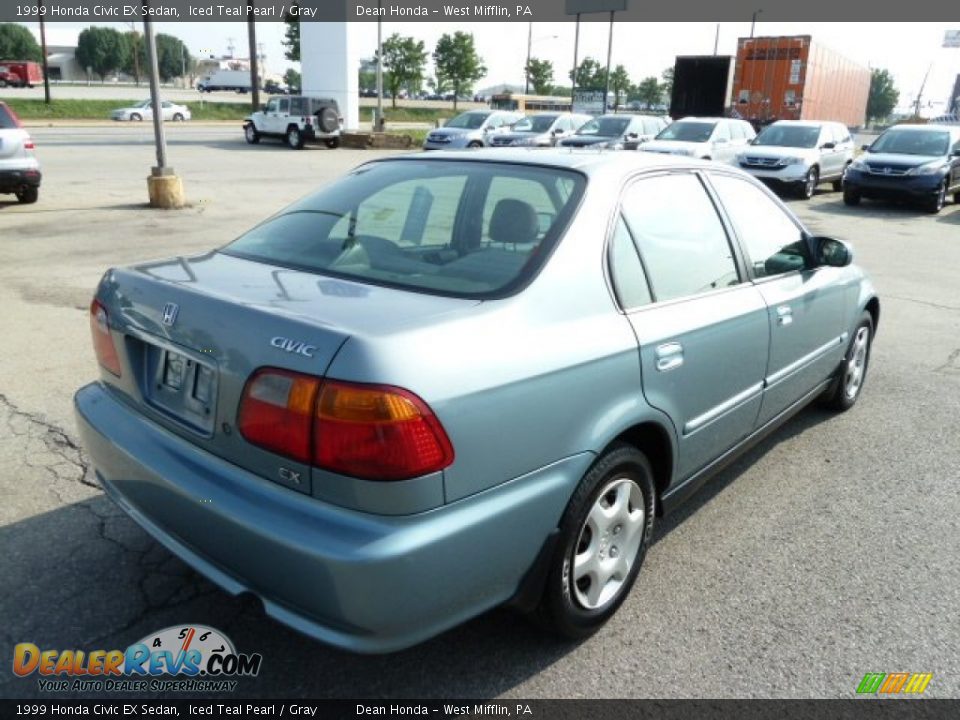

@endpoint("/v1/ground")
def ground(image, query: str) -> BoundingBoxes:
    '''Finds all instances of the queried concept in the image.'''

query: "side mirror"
[260,105,266,112]
[821,141,836,150]
[626,132,639,140]
[814,236,853,268]
[861,144,871,152]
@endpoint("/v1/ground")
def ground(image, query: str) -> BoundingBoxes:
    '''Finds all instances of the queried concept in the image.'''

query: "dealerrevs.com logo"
[13,625,262,693]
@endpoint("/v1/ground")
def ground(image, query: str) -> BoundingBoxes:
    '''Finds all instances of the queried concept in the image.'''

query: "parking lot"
[1,124,959,699]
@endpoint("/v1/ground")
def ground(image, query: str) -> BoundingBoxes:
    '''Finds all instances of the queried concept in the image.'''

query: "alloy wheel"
[844,326,870,400]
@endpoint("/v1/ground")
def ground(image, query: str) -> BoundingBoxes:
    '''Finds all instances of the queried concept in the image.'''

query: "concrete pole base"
[147,173,185,209]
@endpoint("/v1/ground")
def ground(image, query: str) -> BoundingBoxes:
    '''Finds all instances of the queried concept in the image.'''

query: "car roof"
[888,123,956,133]
[384,147,717,180]
[767,120,828,127]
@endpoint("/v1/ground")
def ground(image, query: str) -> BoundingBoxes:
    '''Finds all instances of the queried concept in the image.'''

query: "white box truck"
[197,70,252,93]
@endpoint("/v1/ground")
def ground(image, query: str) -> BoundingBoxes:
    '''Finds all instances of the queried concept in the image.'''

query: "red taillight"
[89,299,121,376]
[314,380,454,481]
[237,372,454,481]
[238,369,320,463]
[23,138,35,150]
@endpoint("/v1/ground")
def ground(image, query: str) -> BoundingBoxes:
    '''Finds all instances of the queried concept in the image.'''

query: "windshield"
[223,160,586,299]
[656,121,716,143]
[576,117,631,137]
[445,112,490,130]
[753,125,821,148]
[869,129,950,156]
[513,115,559,133]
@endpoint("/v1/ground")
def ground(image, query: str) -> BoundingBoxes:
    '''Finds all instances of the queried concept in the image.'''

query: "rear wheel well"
[865,297,880,332]
[608,423,673,515]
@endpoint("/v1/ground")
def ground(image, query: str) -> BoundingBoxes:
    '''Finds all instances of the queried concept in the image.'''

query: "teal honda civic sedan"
[75,149,879,653]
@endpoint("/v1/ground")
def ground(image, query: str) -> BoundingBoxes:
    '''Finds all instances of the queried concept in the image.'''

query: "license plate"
[146,345,218,435]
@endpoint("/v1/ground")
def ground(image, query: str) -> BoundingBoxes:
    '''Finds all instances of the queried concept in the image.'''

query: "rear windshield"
[222,160,586,298]
[0,105,17,129]
[869,129,950,156]
[753,124,821,148]
[656,121,716,143]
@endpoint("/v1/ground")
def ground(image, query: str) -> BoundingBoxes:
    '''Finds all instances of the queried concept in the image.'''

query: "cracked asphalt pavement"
[1,126,959,699]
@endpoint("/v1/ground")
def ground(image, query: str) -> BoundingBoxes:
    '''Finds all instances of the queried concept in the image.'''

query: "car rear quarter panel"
[326,174,678,504]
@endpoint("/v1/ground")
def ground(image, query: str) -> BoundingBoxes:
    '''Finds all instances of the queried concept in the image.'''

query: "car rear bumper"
[843,169,945,200]
[74,382,588,653]
[0,167,41,191]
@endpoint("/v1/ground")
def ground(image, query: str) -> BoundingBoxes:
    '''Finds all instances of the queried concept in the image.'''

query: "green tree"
[427,74,450,96]
[867,68,899,123]
[432,32,486,110]
[525,57,554,95]
[608,64,630,109]
[283,4,300,62]
[76,26,127,82]
[283,68,301,92]
[377,34,427,108]
[0,23,42,62]
[660,66,674,100]
[635,76,663,109]
[569,57,605,90]
[154,34,191,82]
[121,31,146,85]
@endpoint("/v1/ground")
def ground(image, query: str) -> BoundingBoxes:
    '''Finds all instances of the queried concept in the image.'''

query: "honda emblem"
[161,302,179,327]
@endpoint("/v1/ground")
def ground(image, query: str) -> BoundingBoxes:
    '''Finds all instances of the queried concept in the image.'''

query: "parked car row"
[424,109,960,214]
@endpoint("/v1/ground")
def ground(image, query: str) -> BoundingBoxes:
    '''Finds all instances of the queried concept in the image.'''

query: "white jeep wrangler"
[244,96,342,149]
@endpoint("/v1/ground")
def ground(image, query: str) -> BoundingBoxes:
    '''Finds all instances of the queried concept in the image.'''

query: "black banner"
[3,700,960,719]
[0,0,952,23]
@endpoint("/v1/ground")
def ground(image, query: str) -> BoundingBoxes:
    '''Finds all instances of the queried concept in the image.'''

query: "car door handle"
[655,342,684,372]
[776,305,793,326]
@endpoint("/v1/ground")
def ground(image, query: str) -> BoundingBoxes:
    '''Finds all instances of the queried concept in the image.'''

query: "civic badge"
[161,302,179,327]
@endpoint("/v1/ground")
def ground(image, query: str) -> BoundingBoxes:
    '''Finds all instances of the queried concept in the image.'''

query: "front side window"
[265,99,279,113]
[620,174,739,302]
[709,174,808,278]
[278,99,290,113]
[223,161,586,298]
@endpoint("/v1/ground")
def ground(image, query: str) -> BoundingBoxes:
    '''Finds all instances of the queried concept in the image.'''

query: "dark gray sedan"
[76,150,878,653]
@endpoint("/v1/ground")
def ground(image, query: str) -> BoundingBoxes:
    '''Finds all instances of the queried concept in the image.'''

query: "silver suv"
[735,120,856,199]
[423,110,523,150]
[0,101,40,204]
[244,96,342,150]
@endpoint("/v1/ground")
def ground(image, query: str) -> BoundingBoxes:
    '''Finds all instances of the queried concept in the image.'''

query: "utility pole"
[38,0,50,103]
[571,14,580,105]
[603,11,614,112]
[142,4,183,208]
[376,2,383,130]
[247,4,260,111]
[914,62,932,117]
[750,10,761,38]
[525,21,532,95]
[714,23,720,55]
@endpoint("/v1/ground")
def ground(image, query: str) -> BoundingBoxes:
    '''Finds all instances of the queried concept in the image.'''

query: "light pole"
[524,26,558,95]
[376,3,383,130]
[246,5,260,112]
[143,1,184,208]
[750,10,762,38]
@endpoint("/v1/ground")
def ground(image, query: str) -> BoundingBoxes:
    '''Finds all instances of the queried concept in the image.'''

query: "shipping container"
[732,36,871,128]
[0,61,43,88]
[669,56,735,119]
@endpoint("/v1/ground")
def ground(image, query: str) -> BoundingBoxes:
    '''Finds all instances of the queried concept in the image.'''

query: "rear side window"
[621,174,739,302]
[223,160,585,298]
[709,174,808,278]
[0,105,17,129]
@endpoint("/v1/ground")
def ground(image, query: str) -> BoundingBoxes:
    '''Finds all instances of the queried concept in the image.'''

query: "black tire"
[820,311,874,412]
[832,163,850,192]
[172,113,185,122]
[535,443,656,640]
[801,166,819,199]
[843,188,861,206]
[130,113,142,122]
[925,180,947,214]
[16,187,38,204]
[467,140,484,149]
[317,107,339,133]
[324,137,340,149]
[286,125,304,150]
[244,123,260,144]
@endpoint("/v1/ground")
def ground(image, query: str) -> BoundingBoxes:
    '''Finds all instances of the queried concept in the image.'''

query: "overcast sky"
[25,21,960,113]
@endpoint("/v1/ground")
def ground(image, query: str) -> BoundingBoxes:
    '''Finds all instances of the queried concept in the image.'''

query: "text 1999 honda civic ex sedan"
[75,149,879,653]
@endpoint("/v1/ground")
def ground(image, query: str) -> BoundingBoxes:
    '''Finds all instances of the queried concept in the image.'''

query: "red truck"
[0,61,43,89]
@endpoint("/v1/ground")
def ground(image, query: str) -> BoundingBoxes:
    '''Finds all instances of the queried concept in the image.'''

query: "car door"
[818,125,844,178]
[261,98,280,133]
[950,133,960,191]
[618,171,770,479]
[160,101,173,121]
[706,172,847,426]
[710,121,734,162]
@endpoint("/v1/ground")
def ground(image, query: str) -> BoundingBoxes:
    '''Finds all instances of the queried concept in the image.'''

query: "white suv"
[735,120,856,200]
[0,101,40,204]
[640,117,756,162]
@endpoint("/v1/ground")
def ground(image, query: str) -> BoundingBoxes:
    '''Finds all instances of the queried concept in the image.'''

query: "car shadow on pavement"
[2,404,834,700]
[806,197,952,219]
